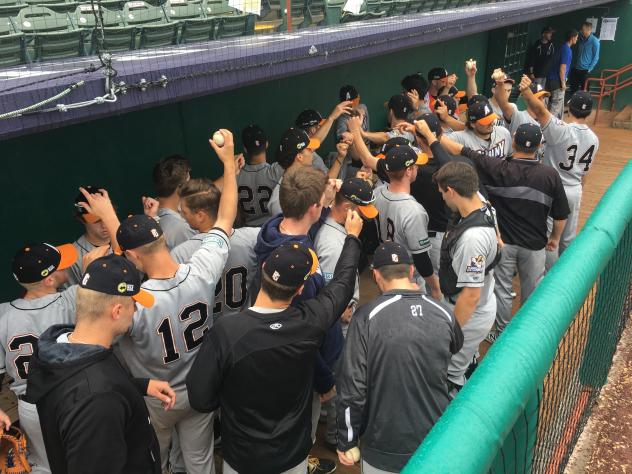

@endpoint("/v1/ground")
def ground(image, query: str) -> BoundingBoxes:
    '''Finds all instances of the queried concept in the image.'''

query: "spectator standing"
[547,30,579,119]
[524,26,556,88]
[569,22,600,96]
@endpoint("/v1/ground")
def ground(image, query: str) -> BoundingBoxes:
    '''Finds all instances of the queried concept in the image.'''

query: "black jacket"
[26,325,161,474]
[337,289,463,471]
[525,39,556,78]
[186,235,361,474]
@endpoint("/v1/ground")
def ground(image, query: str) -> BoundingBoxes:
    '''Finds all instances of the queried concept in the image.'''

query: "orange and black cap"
[339,178,378,219]
[117,215,163,251]
[12,242,78,284]
[81,254,154,307]
[514,123,543,151]
[276,127,320,166]
[376,137,409,159]
[263,242,318,289]
[372,241,413,269]
[383,145,428,172]
[428,67,449,81]
[74,185,103,223]
[339,84,359,104]
[467,101,497,126]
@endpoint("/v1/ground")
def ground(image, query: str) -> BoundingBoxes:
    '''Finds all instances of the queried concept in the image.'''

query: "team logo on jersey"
[151,229,160,238]
[466,255,485,274]
[487,140,505,159]
[391,254,399,263]
[270,323,282,330]
[272,270,281,282]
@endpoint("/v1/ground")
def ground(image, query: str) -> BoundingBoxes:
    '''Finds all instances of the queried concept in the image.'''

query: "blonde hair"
[134,235,167,255]
[76,287,129,321]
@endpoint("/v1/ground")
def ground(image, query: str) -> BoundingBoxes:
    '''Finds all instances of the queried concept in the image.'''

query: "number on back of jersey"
[156,301,209,364]
[559,144,595,173]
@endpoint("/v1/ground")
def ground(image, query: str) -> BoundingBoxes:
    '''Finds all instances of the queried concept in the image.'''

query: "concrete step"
[612,104,632,129]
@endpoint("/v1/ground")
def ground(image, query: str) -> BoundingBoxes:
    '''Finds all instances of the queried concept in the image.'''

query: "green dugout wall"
[1,0,632,300]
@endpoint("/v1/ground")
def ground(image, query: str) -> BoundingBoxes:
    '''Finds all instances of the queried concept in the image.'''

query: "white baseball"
[491,68,505,81]
[213,131,225,147]
[345,447,361,463]
[466,58,476,70]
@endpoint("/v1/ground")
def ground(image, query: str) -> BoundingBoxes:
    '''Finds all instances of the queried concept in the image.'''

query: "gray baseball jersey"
[374,186,431,255]
[314,217,360,305]
[66,235,112,287]
[446,126,513,159]
[541,116,600,187]
[157,208,196,250]
[237,162,283,226]
[117,229,229,389]
[0,286,77,396]
[267,177,282,217]
[489,100,509,129]
[312,152,328,174]
[386,128,415,144]
[171,227,259,319]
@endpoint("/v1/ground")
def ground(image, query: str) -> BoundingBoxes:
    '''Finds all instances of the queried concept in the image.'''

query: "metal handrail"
[585,63,632,122]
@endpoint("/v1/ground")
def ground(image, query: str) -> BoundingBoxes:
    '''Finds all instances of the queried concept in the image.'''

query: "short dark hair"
[581,21,593,29]
[569,106,592,119]
[279,167,327,219]
[375,264,411,281]
[178,178,221,220]
[433,161,479,198]
[513,143,537,154]
[566,29,579,41]
[152,155,191,197]
[261,270,300,301]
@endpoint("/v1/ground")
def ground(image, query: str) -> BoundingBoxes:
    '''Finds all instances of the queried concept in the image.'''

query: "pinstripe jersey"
[117,229,229,389]
[0,286,77,396]
[237,162,283,226]
[171,227,259,320]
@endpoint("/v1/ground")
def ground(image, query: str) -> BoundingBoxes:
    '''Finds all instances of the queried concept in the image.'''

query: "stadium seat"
[378,0,394,15]
[22,0,77,14]
[0,0,24,17]
[15,6,83,61]
[72,3,135,53]
[391,0,410,15]
[203,0,250,39]
[304,0,324,26]
[0,16,23,65]
[254,0,282,33]
[164,0,216,43]
[324,0,344,25]
[406,0,424,12]
[122,0,178,48]
[418,0,435,11]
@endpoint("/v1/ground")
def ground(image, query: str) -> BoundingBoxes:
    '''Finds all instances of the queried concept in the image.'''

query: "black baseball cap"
[541,25,555,34]
[242,124,267,154]
[117,215,164,251]
[467,94,489,107]
[436,95,458,117]
[383,145,428,172]
[81,254,154,307]
[529,82,551,99]
[263,242,318,289]
[295,109,325,129]
[387,94,411,117]
[428,67,449,81]
[277,127,320,163]
[569,91,593,114]
[74,185,103,223]
[376,137,410,158]
[401,73,429,97]
[339,178,378,219]
[418,113,442,137]
[12,242,78,284]
[514,123,543,151]
[467,101,498,125]
[372,241,412,269]
[339,85,360,104]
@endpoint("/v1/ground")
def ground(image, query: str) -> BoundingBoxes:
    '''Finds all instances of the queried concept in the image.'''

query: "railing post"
[286,0,292,31]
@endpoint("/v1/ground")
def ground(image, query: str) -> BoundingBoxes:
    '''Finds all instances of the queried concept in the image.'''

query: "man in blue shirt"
[569,22,601,96]
[547,29,579,119]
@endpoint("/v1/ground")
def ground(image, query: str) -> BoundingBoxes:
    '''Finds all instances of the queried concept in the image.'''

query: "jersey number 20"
[156,302,209,364]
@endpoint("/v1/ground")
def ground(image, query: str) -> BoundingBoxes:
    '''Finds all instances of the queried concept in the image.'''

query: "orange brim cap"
[534,90,551,99]
[318,119,326,126]
[416,152,429,165]
[56,243,78,270]
[376,153,385,159]
[308,138,321,151]
[477,113,498,126]
[455,90,466,98]
[358,204,378,219]
[132,288,154,308]
[82,213,101,224]
[308,248,319,276]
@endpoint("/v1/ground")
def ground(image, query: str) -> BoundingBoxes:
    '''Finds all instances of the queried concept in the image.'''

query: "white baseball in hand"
[345,447,360,463]
[466,58,476,70]
[212,131,225,147]
[491,68,505,81]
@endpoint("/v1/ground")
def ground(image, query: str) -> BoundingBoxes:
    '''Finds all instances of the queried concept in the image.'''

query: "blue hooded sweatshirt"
[254,210,343,394]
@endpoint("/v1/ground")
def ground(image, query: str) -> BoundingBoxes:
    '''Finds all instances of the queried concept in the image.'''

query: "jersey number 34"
[559,144,595,172]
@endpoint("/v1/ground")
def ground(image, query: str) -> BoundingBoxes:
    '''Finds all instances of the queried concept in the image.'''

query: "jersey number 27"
[156,302,209,364]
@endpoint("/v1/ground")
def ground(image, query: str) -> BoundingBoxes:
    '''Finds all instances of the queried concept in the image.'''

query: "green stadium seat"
[365,0,379,12]
[432,0,448,9]
[418,0,434,11]
[123,0,178,48]
[164,0,216,43]
[202,0,249,38]
[0,16,23,65]
[72,3,134,52]
[254,0,282,33]
[391,0,408,15]
[304,0,324,26]
[406,0,424,12]
[377,0,393,15]
[15,6,83,61]
[22,0,77,14]
[0,0,24,17]
[324,0,344,25]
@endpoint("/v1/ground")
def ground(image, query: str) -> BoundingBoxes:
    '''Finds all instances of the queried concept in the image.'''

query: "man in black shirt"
[186,211,363,474]
[525,26,556,88]
[26,255,176,474]
[336,242,462,473]
[427,121,570,338]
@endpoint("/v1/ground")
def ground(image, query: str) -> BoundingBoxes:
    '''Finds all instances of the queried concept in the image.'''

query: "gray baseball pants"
[223,459,307,474]
[18,399,50,473]
[546,184,582,271]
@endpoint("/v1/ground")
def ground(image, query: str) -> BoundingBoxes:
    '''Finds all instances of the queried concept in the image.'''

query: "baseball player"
[401,73,431,119]
[444,99,513,158]
[169,178,259,320]
[336,242,462,473]
[237,124,283,227]
[79,130,237,474]
[464,62,515,129]
[335,85,370,140]
[0,241,80,473]
[519,75,600,269]
[65,186,112,287]
[361,95,415,145]
[153,154,196,249]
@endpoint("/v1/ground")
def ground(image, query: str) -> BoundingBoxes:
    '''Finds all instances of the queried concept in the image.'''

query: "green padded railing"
[403,160,632,474]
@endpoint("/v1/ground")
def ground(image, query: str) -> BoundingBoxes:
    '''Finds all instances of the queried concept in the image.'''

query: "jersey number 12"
[156,302,209,364]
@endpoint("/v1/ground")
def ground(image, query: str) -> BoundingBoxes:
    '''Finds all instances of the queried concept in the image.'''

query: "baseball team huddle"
[0,59,599,474]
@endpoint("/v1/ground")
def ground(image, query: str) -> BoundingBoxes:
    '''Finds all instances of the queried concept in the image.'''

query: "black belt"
[428,231,437,238]
[18,394,27,401]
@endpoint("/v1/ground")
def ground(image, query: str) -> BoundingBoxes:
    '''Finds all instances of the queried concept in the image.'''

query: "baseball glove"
[0,427,31,474]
